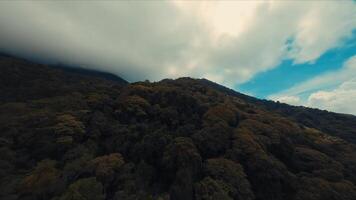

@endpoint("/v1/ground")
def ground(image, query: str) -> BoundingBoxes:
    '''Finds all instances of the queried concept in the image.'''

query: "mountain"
[1,55,356,200]
[195,79,356,144]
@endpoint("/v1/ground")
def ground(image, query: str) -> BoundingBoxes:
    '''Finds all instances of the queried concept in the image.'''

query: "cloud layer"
[0,1,355,89]
[271,56,356,115]
[307,80,356,115]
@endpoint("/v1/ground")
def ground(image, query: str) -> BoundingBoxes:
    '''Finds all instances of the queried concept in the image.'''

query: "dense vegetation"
[1,55,356,200]
[197,79,356,144]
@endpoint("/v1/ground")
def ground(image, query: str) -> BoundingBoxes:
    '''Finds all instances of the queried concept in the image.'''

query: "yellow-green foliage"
[53,114,85,136]
[194,177,232,200]
[59,177,104,200]
[295,177,356,200]
[273,118,300,134]
[89,153,125,182]
[19,160,60,196]
[86,93,109,106]
[231,127,265,157]
[117,95,150,117]
[122,95,150,108]
[294,147,343,173]
[203,158,254,200]
[30,93,86,111]
[203,104,237,126]
[304,127,343,145]
[127,83,153,94]
[3,60,356,200]
[163,137,202,172]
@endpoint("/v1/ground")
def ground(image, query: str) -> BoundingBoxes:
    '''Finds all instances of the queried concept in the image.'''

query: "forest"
[1,55,356,200]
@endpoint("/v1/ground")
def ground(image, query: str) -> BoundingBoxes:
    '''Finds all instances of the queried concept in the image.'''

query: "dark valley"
[1,55,356,200]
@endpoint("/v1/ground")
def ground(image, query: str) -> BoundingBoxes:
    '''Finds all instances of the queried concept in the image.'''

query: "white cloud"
[270,56,356,115]
[0,1,355,86]
[271,55,356,97]
[286,3,356,64]
[273,95,301,106]
[307,79,356,115]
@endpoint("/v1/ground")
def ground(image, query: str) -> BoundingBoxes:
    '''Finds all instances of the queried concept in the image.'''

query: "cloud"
[270,55,356,115]
[307,79,356,115]
[273,95,301,106]
[0,1,207,82]
[286,3,356,64]
[0,1,355,86]
[271,55,356,97]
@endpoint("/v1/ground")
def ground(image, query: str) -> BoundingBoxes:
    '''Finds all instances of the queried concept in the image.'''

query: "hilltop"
[1,55,356,200]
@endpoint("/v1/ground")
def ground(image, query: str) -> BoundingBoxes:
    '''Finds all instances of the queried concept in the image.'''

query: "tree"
[89,153,125,185]
[203,158,254,200]
[19,160,63,199]
[59,177,105,200]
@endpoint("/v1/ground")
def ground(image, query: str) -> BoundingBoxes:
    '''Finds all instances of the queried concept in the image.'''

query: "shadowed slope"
[1,56,356,200]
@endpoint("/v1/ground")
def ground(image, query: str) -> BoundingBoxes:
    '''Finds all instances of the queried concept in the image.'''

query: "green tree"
[59,177,105,200]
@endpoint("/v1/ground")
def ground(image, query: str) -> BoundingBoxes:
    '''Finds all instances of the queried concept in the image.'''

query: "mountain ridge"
[1,55,356,200]
[193,78,356,144]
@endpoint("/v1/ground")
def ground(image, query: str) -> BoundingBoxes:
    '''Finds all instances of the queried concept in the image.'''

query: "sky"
[0,1,356,115]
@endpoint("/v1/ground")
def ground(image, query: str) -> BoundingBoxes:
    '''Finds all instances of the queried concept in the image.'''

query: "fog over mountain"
[0,1,355,86]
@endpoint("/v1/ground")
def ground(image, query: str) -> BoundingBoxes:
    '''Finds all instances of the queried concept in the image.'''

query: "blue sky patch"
[237,31,356,99]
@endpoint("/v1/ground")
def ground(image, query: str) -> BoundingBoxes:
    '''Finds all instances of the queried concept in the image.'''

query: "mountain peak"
[1,56,356,200]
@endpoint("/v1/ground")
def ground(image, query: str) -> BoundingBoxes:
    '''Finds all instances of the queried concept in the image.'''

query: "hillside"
[1,55,356,200]
[196,79,356,144]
